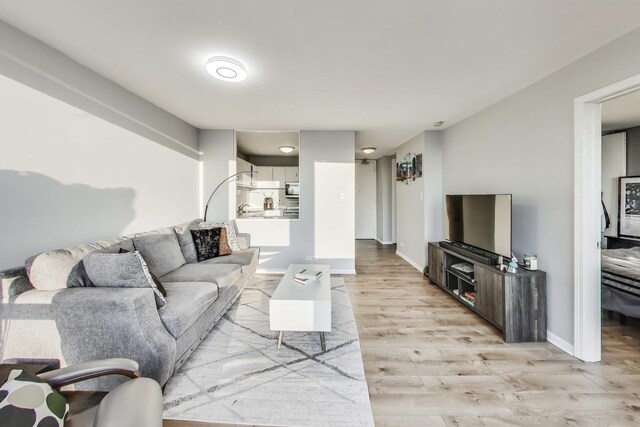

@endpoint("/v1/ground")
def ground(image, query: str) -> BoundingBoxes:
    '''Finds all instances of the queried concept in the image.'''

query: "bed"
[601,247,640,318]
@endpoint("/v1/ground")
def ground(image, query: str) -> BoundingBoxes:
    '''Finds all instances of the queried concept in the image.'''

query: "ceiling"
[602,90,640,132]
[236,131,299,157]
[2,1,640,158]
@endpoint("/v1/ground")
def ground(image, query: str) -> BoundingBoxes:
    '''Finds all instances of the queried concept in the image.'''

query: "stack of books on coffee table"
[294,268,323,285]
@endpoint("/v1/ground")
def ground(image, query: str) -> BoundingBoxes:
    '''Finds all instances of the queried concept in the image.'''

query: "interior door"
[601,132,626,240]
[355,161,376,239]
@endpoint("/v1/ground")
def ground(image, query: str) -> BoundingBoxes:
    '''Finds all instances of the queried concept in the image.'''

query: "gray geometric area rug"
[163,277,374,426]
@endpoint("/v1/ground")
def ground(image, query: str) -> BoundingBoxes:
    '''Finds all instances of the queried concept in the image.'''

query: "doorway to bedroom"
[575,75,640,362]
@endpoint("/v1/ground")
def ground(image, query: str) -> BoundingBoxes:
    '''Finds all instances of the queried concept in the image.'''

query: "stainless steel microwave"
[285,181,299,198]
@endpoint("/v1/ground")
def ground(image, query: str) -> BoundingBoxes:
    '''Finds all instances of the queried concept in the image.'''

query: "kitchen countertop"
[238,208,298,219]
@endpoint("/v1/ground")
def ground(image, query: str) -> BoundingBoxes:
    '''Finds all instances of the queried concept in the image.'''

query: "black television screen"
[445,194,512,258]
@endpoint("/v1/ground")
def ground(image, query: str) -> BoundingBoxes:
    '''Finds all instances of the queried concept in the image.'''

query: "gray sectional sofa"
[0,219,259,390]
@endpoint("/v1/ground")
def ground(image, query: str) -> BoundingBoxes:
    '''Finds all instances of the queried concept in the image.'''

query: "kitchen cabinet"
[237,158,253,186]
[253,167,286,188]
[272,167,286,188]
[285,167,299,182]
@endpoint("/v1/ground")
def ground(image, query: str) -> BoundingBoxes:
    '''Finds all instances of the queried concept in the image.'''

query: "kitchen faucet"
[237,203,250,214]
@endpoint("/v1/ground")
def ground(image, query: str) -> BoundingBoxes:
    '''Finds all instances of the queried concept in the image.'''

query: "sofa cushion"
[25,238,134,290]
[174,219,202,264]
[83,251,167,309]
[159,282,219,338]
[132,233,186,277]
[198,248,259,274]
[160,264,241,289]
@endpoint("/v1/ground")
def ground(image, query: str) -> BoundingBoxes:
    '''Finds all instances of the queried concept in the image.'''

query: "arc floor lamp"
[203,170,256,222]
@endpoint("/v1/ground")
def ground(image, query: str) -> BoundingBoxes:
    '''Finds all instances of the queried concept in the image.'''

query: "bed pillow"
[0,369,68,427]
[83,251,167,309]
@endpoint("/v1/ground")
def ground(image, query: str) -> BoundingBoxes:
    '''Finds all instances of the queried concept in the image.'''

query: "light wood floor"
[167,240,640,427]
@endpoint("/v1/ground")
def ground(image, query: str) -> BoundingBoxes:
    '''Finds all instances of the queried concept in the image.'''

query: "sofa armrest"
[1,287,176,391]
[237,233,251,250]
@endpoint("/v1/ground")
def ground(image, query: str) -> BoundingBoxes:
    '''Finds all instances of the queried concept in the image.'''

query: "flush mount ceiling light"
[205,56,247,82]
[279,146,295,153]
[362,147,376,154]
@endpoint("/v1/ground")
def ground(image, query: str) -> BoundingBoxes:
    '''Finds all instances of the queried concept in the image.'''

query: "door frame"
[355,160,377,239]
[574,73,640,362]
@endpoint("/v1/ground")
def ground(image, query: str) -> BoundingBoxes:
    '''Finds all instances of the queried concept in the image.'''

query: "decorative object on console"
[190,228,221,262]
[0,369,68,427]
[202,170,257,223]
[523,254,538,270]
[83,251,167,309]
[618,176,640,239]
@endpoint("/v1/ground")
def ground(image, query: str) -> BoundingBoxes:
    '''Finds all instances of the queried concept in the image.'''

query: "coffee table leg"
[320,332,326,351]
[277,331,284,349]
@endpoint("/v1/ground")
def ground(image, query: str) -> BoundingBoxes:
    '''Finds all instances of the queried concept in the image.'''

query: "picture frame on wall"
[396,152,423,182]
[619,176,640,238]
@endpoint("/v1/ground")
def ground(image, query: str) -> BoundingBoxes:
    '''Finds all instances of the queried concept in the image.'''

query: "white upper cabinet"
[285,167,299,182]
[272,167,286,188]
[237,158,253,186]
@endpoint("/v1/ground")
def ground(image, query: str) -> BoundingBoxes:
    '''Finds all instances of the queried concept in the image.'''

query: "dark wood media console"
[428,242,547,343]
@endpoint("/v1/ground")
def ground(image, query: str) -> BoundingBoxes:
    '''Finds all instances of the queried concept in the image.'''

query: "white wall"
[395,133,426,269]
[0,20,198,158]
[0,75,199,269]
[442,26,640,345]
[204,130,356,273]
[376,156,393,243]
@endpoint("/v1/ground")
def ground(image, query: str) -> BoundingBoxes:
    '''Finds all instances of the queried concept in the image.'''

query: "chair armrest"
[237,233,251,250]
[38,358,140,388]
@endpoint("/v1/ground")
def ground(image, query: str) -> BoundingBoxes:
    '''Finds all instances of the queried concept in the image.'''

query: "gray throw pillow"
[83,251,167,309]
[132,232,186,277]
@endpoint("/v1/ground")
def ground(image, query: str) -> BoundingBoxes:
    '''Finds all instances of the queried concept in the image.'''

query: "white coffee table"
[269,264,331,350]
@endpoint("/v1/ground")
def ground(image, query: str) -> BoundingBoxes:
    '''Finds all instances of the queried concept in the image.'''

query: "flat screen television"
[445,194,512,258]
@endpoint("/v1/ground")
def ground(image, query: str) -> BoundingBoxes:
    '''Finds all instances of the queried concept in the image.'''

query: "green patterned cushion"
[0,369,68,426]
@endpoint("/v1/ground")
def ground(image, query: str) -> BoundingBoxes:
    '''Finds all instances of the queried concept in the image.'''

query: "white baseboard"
[332,269,357,275]
[375,238,394,245]
[395,250,423,273]
[546,330,574,356]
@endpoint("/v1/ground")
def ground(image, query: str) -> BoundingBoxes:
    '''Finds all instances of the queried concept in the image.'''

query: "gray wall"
[395,133,426,268]
[442,25,640,345]
[0,20,199,159]
[615,127,640,176]
[248,156,299,167]
[376,156,393,243]
[199,130,236,221]
[203,130,356,273]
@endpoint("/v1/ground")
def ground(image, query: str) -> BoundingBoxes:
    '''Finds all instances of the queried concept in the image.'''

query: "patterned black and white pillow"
[0,369,68,426]
[201,220,241,251]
